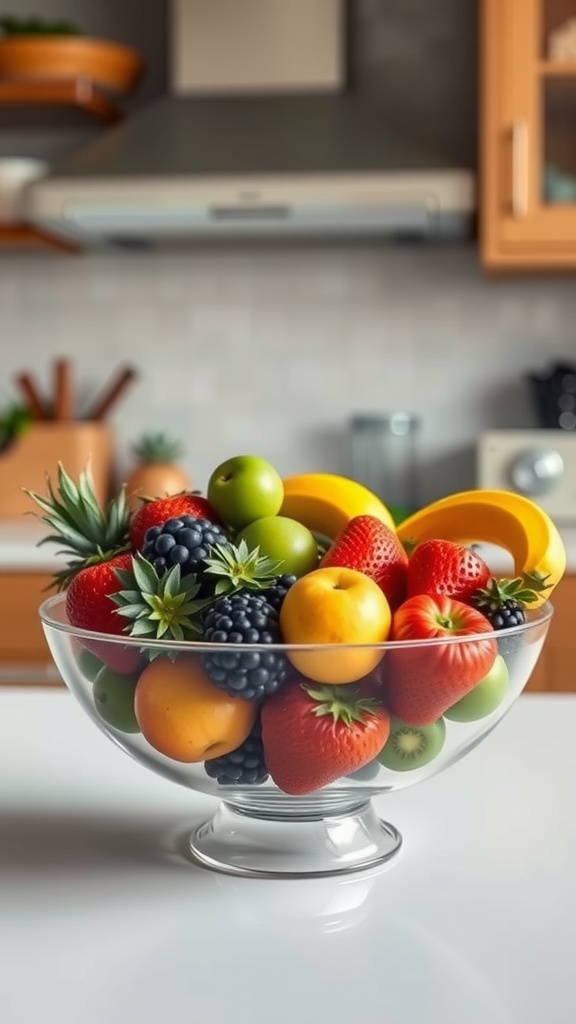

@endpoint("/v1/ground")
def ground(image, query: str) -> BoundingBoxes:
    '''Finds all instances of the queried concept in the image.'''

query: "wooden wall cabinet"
[481,0,576,269]
[525,575,576,692]
[0,573,61,685]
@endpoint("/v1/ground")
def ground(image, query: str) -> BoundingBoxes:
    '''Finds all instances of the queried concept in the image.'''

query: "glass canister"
[349,412,420,524]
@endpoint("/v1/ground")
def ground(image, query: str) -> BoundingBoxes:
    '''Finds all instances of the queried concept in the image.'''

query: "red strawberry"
[320,515,408,610]
[129,493,221,551]
[384,594,498,725]
[261,679,390,795]
[66,552,143,675]
[407,539,491,604]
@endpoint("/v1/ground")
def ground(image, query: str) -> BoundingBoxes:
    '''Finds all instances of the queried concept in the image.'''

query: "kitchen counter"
[1,687,575,1024]
[0,517,67,570]
[2,517,576,572]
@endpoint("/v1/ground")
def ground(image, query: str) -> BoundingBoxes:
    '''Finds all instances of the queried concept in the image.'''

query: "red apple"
[383,594,498,725]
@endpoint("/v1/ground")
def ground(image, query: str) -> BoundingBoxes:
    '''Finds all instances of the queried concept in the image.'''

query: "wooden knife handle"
[53,358,73,421]
[15,373,45,420]
[85,366,138,421]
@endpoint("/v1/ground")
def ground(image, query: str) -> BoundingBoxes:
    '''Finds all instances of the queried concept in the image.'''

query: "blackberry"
[471,576,535,631]
[482,600,526,631]
[471,576,537,654]
[204,721,268,785]
[201,592,288,701]
[142,516,229,579]
[262,573,298,612]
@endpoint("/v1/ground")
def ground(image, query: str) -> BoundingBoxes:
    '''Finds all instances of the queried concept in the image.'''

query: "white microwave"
[477,429,576,523]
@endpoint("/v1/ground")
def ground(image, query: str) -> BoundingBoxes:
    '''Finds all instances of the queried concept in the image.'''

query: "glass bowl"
[39,593,552,879]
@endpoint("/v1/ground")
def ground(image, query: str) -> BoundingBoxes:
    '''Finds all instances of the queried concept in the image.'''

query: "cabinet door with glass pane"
[481,0,576,269]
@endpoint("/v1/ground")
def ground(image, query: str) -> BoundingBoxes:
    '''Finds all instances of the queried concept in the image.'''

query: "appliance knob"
[508,448,564,496]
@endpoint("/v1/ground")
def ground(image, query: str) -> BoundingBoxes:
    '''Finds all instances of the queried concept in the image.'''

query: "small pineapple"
[110,540,284,650]
[111,555,207,649]
[124,431,191,510]
[203,539,283,597]
[24,462,130,590]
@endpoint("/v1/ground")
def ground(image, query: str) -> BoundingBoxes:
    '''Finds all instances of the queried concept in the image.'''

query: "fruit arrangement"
[29,454,565,797]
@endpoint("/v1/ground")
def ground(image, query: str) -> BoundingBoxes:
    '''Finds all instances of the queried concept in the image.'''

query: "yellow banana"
[396,489,566,607]
[281,473,396,540]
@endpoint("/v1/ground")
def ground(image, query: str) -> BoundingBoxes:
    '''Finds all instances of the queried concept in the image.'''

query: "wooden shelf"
[0,222,80,253]
[539,60,576,77]
[0,77,126,251]
[0,77,124,123]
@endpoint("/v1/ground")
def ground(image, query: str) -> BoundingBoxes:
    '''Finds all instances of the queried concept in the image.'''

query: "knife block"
[0,422,115,518]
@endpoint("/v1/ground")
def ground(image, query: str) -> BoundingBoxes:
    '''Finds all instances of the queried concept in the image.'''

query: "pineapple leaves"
[24,462,130,590]
[105,519,292,649]
[132,431,184,464]
[108,535,286,645]
[521,570,552,597]
[203,539,283,594]
[111,554,208,642]
[131,553,163,595]
[475,575,542,609]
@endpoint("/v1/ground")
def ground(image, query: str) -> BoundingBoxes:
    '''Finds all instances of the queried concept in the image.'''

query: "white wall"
[2,244,575,506]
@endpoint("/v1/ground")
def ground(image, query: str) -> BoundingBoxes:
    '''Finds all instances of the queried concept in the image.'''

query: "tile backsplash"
[2,244,576,506]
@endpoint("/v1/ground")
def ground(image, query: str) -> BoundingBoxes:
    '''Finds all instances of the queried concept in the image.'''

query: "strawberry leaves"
[261,679,390,794]
[304,684,382,726]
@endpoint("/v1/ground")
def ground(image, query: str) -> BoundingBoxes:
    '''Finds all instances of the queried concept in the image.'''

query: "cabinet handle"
[511,120,529,219]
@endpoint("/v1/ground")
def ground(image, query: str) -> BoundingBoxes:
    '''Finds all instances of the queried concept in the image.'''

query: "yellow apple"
[279,566,391,684]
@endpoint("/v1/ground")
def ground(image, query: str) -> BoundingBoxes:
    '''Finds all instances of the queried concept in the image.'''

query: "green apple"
[76,646,105,682]
[444,654,509,722]
[207,455,284,530]
[237,515,319,578]
[93,666,140,734]
[377,716,446,772]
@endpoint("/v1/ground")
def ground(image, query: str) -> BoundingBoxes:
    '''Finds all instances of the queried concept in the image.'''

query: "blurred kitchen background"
[2,0,576,511]
[3,246,576,508]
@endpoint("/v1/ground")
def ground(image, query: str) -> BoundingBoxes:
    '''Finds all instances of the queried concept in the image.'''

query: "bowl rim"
[38,591,554,654]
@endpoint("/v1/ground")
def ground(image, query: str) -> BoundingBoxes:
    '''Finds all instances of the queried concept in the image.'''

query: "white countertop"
[0,687,575,1024]
[3,516,576,573]
[0,517,68,570]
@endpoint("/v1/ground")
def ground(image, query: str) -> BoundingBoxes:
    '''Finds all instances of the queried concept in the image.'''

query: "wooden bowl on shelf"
[0,36,143,96]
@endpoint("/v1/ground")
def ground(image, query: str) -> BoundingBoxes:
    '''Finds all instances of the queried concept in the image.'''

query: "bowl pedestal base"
[188,795,402,879]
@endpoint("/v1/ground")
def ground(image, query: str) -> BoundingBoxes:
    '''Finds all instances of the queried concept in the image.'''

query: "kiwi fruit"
[93,667,140,734]
[377,716,446,772]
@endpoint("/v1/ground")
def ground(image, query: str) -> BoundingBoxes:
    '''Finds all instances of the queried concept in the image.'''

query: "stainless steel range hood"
[27,0,475,247]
